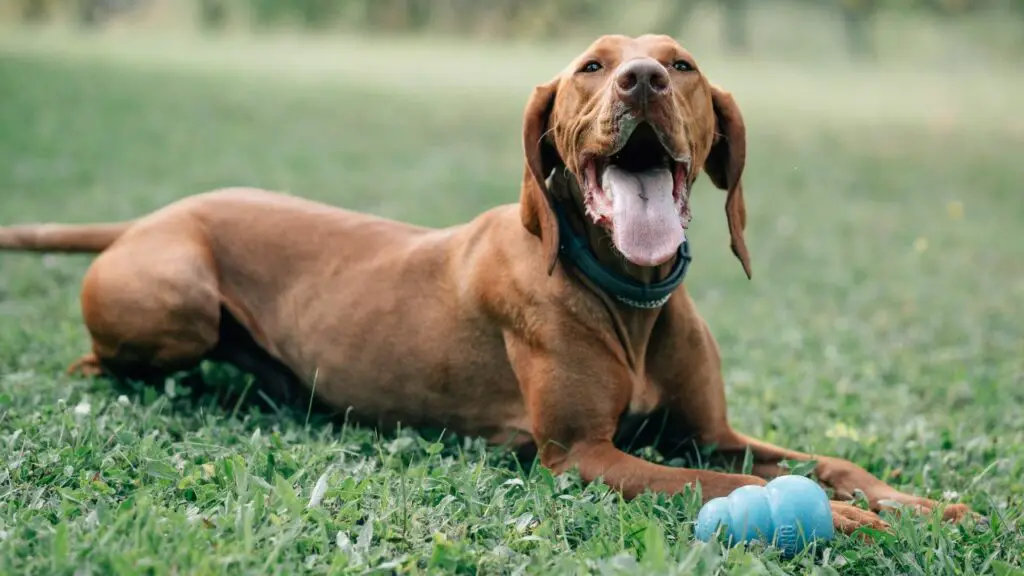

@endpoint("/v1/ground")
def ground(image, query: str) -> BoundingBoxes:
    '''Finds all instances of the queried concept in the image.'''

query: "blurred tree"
[249,0,289,29]
[296,0,342,30]
[161,0,1024,50]
[919,0,978,15]
[68,0,145,28]
[404,0,433,31]
[445,0,480,34]
[839,0,878,59]
[525,0,603,38]
[658,0,750,52]
[20,0,53,22]
[76,0,103,26]
[362,0,402,31]
[720,0,749,51]
[197,0,229,30]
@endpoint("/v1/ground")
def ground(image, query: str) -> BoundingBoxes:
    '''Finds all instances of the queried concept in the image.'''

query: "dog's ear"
[520,78,561,275]
[705,84,752,279]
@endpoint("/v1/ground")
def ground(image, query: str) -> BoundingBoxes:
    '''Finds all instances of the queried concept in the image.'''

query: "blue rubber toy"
[694,475,834,557]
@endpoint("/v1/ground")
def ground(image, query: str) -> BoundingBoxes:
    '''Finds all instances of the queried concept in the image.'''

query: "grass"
[1,26,1023,575]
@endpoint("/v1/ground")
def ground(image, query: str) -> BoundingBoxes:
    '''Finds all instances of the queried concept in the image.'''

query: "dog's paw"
[830,501,889,538]
[67,353,104,377]
[874,493,981,524]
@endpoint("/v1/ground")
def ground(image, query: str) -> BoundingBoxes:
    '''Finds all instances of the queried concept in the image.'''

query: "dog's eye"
[580,61,603,73]
[672,60,694,72]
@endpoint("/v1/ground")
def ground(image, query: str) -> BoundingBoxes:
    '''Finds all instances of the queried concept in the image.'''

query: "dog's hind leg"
[74,230,221,382]
[67,353,106,377]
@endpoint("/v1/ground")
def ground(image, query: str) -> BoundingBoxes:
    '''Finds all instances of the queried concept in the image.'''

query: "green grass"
[1,28,1023,575]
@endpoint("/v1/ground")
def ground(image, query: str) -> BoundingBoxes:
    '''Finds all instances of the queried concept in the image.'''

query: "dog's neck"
[548,170,689,370]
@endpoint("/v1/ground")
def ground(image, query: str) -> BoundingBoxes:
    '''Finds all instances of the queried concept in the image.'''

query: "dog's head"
[520,34,750,278]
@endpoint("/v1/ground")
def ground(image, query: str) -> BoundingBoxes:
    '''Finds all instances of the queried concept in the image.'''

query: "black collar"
[552,202,691,309]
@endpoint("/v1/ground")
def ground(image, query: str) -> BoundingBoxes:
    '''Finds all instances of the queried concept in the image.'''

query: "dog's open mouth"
[581,122,692,267]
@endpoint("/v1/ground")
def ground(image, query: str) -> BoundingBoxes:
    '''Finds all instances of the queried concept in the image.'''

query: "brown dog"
[0,35,971,534]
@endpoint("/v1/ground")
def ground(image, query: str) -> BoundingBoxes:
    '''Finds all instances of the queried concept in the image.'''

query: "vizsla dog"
[0,35,971,534]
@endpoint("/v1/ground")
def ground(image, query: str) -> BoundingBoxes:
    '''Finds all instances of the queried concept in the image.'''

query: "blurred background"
[2,0,1023,58]
[2,0,1024,56]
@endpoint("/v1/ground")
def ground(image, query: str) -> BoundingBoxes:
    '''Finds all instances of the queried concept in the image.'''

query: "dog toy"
[694,475,834,557]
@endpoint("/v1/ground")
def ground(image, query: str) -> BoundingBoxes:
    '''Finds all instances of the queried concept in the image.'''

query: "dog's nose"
[615,59,670,105]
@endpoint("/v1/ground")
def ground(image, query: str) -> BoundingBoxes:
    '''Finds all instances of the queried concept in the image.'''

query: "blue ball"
[694,475,834,558]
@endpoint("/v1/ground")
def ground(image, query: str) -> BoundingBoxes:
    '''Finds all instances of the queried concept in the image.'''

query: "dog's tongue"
[603,165,684,267]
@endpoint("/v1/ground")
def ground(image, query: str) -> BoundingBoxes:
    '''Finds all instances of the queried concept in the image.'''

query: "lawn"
[0,27,1022,575]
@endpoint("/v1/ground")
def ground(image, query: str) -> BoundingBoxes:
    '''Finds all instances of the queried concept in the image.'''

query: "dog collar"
[552,202,691,309]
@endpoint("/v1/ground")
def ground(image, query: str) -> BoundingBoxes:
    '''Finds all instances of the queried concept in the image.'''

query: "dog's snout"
[615,59,670,104]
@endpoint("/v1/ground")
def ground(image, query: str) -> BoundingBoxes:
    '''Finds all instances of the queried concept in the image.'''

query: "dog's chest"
[627,373,663,416]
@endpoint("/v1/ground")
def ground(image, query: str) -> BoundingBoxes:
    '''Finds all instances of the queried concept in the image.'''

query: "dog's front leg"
[646,308,972,526]
[520,364,883,534]
[545,439,769,501]
[506,335,766,504]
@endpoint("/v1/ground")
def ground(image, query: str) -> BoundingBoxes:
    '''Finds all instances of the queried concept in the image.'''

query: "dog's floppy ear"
[705,84,752,279]
[520,78,561,275]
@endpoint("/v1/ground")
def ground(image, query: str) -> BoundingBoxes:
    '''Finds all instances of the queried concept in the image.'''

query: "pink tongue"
[604,165,684,267]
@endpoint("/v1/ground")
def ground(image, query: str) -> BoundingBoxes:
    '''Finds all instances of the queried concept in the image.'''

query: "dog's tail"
[0,222,132,253]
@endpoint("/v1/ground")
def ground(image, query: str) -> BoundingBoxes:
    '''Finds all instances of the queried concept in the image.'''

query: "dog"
[0,34,973,534]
